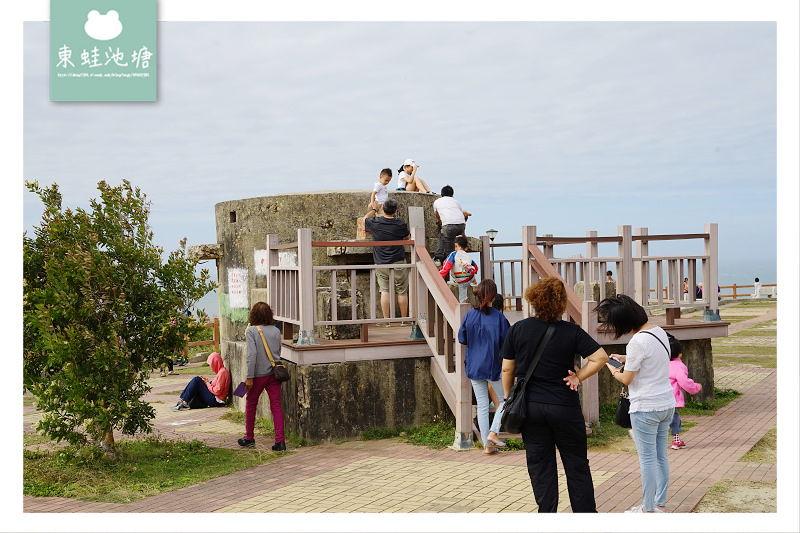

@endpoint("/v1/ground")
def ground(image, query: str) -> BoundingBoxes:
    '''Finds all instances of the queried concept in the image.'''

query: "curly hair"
[524,277,567,323]
[248,301,274,326]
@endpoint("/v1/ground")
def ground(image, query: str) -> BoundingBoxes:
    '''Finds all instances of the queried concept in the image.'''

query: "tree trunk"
[98,426,116,457]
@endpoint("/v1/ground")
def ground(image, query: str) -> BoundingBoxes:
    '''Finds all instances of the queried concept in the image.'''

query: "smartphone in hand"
[607,358,624,369]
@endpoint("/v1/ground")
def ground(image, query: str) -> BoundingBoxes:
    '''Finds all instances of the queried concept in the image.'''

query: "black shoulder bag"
[500,324,556,434]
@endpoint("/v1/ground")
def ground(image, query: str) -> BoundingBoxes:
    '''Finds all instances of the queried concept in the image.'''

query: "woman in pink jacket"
[668,337,702,449]
[172,352,231,410]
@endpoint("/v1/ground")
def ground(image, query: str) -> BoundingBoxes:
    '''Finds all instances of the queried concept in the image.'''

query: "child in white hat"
[396,159,433,193]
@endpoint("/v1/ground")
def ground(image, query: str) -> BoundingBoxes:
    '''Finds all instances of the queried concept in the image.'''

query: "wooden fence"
[182,317,220,358]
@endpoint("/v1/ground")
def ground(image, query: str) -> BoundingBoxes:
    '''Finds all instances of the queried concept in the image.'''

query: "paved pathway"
[23,308,778,515]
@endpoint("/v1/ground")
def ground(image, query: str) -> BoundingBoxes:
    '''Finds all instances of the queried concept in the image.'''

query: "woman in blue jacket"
[458,279,509,454]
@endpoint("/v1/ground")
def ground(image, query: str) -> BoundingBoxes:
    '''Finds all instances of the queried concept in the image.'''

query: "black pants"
[521,402,597,513]
[433,223,466,262]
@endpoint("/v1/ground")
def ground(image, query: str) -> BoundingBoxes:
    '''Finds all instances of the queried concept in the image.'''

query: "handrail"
[536,232,709,245]
[414,245,457,323]
[312,239,413,247]
[527,243,583,324]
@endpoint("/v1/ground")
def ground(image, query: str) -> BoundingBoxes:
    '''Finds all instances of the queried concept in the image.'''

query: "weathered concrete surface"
[595,339,715,405]
[224,338,453,440]
[573,280,616,301]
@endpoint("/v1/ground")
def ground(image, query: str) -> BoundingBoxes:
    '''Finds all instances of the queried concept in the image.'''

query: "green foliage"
[680,387,741,414]
[402,421,456,449]
[23,436,278,502]
[23,180,217,455]
[586,403,635,448]
[361,427,404,440]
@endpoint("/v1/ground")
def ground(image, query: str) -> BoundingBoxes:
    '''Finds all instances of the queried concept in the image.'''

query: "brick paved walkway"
[23,309,779,516]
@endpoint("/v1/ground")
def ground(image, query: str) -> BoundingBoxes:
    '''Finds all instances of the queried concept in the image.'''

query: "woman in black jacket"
[501,277,608,512]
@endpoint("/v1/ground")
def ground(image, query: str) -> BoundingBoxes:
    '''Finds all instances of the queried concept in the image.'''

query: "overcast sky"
[22,19,781,314]
[9,2,800,532]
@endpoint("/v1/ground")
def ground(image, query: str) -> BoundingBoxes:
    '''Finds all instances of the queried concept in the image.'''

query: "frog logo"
[84,10,123,41]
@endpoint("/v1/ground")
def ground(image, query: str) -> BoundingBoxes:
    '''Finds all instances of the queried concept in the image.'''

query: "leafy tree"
[24,180,217,456]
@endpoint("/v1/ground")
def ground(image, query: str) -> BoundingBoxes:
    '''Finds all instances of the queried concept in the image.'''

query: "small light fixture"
[486,229,498,242]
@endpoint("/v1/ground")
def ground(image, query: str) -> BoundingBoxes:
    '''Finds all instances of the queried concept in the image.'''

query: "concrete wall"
[595,339,715,405]
[224,339,454,440]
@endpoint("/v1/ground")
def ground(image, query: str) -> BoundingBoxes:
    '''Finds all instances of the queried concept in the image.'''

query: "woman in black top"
[501,277,608,512]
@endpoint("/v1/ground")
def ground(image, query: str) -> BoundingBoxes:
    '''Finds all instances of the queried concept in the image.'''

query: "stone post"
[703,223,721,321]
[581,300,599,425]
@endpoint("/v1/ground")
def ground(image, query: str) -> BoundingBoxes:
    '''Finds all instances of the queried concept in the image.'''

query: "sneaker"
[624,504,663,513]
[399,321,413,327]
[238,437,255,448]
[671,438,686,449]
[376,322,392,328]
[171,401,190,411]
[434,260,442,268]
[271,441,286,452]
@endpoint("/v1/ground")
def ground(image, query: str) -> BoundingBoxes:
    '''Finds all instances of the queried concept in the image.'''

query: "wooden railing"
[719,283,777,300]
[183,317,220,358]
[261,227,475,448]
[488,224,720,324]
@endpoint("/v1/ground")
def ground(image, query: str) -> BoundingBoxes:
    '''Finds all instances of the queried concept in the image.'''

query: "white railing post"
[703,223,720,321]
[581,300,599,425]
[452,301,474,450]
[619,225,634,299]
[296,228,318,345]
[634,227,648,306]
[522,226,537,318]
[266,233,279,306]
[409,227,426,339]
[586,231,598,285]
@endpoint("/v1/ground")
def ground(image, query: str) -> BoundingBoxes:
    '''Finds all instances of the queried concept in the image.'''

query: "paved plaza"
[22,302,779,517]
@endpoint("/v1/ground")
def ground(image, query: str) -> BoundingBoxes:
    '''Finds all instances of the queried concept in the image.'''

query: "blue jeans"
[630,408,674,511]
[669,409,682,435]
[180,376,224,408]
[470,379,503,445]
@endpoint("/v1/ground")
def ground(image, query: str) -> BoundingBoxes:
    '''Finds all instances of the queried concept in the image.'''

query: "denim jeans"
[180,376,224,408]
[470,379,503,445]
[669,409,682,435]
[630,408,674,511]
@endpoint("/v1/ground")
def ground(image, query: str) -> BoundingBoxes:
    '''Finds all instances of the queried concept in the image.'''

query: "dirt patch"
[693,480,776,512]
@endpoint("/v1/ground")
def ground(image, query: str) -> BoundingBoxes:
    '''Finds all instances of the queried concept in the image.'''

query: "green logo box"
[50,0,157,101]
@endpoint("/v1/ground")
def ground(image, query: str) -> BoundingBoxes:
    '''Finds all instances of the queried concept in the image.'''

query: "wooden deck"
[278,312,728,366]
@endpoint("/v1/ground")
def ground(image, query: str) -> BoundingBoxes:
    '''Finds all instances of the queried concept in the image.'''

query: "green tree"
[24,180,217,456]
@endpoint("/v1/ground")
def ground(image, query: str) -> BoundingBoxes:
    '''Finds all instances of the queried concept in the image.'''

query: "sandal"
[160,372,167,377]
[483,446,497,455]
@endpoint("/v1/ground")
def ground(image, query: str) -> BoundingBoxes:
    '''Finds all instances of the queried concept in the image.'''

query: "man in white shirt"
[432,185,471,266]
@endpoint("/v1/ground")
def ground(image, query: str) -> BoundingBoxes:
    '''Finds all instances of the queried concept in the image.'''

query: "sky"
[8,2,800,532]
[21,13,784,317]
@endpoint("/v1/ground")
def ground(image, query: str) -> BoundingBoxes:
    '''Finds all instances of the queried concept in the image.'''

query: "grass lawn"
[24,436,283,503]
[711,345,777,356]
[712,356,777,368]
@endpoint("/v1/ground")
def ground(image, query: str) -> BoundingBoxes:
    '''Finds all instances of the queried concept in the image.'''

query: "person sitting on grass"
[172,352,231,410]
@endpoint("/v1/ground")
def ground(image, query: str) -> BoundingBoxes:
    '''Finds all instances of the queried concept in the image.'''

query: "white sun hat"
[403,159,419,167]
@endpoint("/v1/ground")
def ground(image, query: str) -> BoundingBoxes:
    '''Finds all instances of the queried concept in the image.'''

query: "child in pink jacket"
[668,337,702,449]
